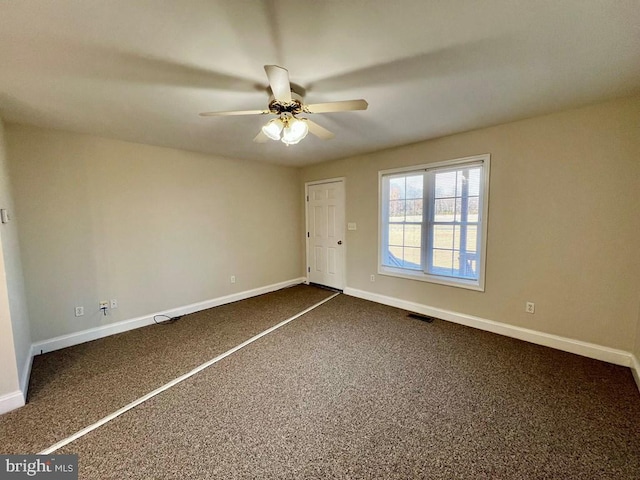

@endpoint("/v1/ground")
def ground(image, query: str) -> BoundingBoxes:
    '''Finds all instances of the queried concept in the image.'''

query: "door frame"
[305,177,346,290]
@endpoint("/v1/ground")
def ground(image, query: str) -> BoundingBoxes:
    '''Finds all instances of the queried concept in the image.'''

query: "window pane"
[432,249,453,273]
[385,246,422,270]
[404,224,421,247]
[406,199,423,222]
[466,225,477,253]
[455,196,480,222]
[453,250,461,272]
[468,168,481,196]
[455,197,462,222]
[459,252,478,279]
[468,196,479,222]
[456,170,464,197]
[389,200,405,222]
[384,174,424,272]
[404,247,421,267]
[434,171,456,198]
[434,198,455,222]
[406,175,423,199]
[459,251,478,279]
[389,246,403,263]
[433,225,453,249]
[389,177,405,199]
[453,225,460,250]
[388,224,404,246]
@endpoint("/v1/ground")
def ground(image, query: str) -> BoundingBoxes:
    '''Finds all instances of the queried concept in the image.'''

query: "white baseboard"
[0,390,25,415]
[32,278,305,356]
[344,287,633,368]
[25,281,640,397]
[0,351,32,415]
[632,354,640,394]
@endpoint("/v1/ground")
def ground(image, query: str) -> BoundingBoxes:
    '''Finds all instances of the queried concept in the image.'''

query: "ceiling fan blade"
[199,109,268,116]
[305,119,335,140]
[264,65,292,103]
[253,130,270,143]
[305,99,368,114]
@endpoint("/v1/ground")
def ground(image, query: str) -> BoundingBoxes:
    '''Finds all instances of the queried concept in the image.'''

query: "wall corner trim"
[0,390,25,415]
[344,287,633,368]
[31,278,306,356]
[20,350,34,402]
[631,354,640,394]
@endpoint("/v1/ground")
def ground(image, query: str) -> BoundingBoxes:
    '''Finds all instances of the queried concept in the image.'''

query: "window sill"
[378,266,485,292]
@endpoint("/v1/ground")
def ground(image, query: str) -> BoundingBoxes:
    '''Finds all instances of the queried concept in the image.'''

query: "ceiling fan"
[199,65,368,145]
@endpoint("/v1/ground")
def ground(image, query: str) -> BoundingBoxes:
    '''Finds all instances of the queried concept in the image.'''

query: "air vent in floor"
[407,312,435,323]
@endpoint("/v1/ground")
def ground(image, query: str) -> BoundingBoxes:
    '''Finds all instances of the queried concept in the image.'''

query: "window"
[379,154,490,290]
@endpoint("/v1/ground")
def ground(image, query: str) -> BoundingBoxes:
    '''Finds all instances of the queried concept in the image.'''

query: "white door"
[307,180,345,290]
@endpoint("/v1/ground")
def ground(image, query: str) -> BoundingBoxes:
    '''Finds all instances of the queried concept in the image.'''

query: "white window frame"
[378,154,490,291]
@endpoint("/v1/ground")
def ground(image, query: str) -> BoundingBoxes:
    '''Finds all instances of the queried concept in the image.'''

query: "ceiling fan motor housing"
[268,91,304,116]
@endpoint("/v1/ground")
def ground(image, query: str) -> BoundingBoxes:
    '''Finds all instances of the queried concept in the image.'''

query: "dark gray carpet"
[52,294,640,479]
[0,284,334,454]
[2,288,639,478]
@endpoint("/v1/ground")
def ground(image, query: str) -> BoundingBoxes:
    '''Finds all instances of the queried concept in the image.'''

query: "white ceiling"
[1,0,638,167]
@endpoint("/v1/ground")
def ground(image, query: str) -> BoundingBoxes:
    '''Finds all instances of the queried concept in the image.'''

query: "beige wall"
[7,124,303,342]
[302,96,640,351]
[635,300,640,361]
[0,117,29,400]
[0,233,19,398]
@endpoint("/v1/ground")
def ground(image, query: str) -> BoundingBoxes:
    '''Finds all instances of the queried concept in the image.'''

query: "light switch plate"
[347,222,357,230]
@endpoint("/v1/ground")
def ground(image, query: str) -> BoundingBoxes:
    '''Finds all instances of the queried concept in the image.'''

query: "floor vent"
[408,312,435,323]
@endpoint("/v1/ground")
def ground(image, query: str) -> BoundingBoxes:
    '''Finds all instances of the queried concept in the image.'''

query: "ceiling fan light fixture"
[281,118,309,145]
[261,118,284,141]
[201,66,366,146]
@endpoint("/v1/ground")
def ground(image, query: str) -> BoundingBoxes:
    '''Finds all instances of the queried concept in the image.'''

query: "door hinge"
[306,195,309,201]
[307,232,310,238]
[307,267,310,273]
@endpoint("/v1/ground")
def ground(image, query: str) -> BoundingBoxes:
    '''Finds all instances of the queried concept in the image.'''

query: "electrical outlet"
[99,301,109,309]
[230,275,236,284]
[370,274,375,282]
[525,302,535,314]
[110,299,118,309]
[75,306,84,317]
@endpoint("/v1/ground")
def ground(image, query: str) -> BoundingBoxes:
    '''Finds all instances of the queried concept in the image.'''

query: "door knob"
[337,240,343,245]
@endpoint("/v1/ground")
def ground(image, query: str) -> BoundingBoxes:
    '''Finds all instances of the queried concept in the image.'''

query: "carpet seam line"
[38,291,340,455]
